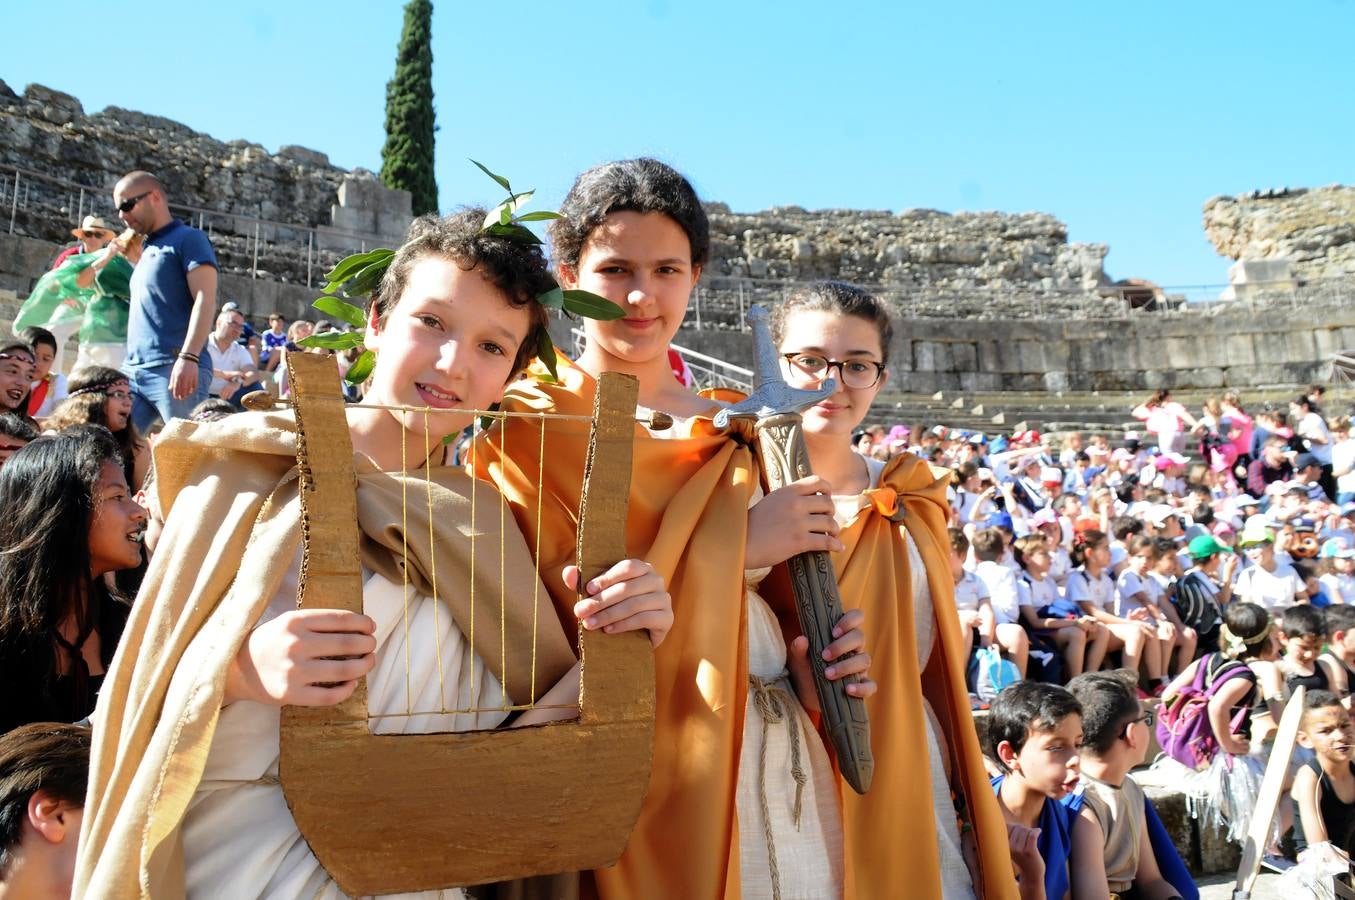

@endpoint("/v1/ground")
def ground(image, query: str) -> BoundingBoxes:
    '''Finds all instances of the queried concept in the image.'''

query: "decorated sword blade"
[716,305,873,794]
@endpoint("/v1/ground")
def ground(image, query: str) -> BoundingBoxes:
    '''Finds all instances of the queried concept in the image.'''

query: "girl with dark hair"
[763,280,1016,896]
[1162,601,1283,843]
[478,164,889,899]
[45,366,150,491]
[0,425,146,733]
[1067,530,1163,694]
[0,340,36,415]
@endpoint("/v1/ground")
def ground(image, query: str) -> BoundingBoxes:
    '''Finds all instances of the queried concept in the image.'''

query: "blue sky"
[4,1,1352,290]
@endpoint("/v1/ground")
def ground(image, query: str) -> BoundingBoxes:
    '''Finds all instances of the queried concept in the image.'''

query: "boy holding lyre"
[73,210,672,898]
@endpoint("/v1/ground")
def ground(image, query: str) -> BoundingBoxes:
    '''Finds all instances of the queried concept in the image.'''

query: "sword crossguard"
[712,305,835,430]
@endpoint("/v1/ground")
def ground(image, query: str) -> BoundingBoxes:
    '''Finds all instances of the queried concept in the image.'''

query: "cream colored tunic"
[1080,774,1145,894]
[182,548,507,899]
[835,455,976,899]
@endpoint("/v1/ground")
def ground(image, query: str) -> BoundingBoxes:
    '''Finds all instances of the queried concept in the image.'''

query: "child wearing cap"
[1175,534,1237,654]
[1234,523,1309,613]
[986,682,1087,900]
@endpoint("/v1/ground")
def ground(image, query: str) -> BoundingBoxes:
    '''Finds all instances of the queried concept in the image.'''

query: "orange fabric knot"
[865,486,900,519]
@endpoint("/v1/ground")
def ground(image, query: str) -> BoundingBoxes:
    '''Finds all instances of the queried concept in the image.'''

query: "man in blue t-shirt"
[113,171,217,431]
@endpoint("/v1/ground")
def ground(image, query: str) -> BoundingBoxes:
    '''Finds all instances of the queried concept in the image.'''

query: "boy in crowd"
[1067,671,1185,900]
[259,312,288,374]
[0,722,91,898]
[1145,537,1197,675]
[987,682,1086,900]
[1291,690,1355,861]
[974,527,1031,677]
[1320,605,1355,703]
[950,527,996,663]
[1278,605,1331,694]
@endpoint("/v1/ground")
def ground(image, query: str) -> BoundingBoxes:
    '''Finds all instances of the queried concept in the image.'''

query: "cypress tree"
[380,0,438,216]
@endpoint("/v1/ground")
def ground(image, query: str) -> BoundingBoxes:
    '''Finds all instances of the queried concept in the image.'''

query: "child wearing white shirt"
[970,528,1030,677]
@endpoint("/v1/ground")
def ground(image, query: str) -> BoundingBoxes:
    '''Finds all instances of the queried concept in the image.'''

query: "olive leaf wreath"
[297,160,623,387]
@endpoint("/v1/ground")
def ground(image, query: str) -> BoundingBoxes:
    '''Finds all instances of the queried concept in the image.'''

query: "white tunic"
[182,549,508,899]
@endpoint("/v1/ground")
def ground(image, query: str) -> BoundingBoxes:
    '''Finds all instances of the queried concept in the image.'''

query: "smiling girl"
[73,209,673,899]
[46,367,150,491]
[0,340,36,415]
[0,425,146,734]
[478,160,873,899]
[767,282,1017,899]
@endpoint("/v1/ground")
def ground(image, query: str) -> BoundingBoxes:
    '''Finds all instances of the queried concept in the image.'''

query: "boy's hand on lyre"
[224,609,377,707]
[787,608,875,713]
[565,559,673,648]
[745,476,844,570]
[1006,822,1046,897]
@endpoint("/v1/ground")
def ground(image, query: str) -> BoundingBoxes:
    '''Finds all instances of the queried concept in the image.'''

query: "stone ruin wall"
[1204,185,1355,283]
[3,81,1353,393]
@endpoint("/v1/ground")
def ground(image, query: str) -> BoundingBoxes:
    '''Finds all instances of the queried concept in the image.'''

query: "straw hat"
[72,215,119,240]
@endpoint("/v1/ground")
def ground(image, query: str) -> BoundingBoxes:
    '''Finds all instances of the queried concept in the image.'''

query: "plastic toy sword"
[714,305,874,793]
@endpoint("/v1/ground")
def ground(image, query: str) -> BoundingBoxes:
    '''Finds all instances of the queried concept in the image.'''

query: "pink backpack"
[1155,653,1255,770]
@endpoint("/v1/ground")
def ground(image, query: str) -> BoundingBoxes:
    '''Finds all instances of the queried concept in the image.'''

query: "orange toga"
[474,364,756,900]
[763,452,1019,899]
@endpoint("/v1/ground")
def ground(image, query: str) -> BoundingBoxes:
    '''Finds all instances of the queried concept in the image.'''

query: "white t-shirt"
[1066,567,1116,614]
[207,338,256,396]
[1019,573,1061,615]
[1320,572,1355,606]
[1146,571,1173,605]
[1048,546,1072,586]
[951,488,983,525]
[1300,412,1334,465]
[975,560,1028,625]
[1115,570,1153,618]
[1333,437,1355,496]
[953,571,989,613]
[1234,562,1304,611]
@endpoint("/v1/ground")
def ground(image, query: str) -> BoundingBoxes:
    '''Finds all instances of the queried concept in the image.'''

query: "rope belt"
[749,671,807,900]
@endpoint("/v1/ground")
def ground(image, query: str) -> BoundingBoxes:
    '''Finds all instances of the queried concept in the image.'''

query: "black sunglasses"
[117,190,153,214]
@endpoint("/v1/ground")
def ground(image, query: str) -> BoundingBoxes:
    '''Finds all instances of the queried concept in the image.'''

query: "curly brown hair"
[373,208,554,374]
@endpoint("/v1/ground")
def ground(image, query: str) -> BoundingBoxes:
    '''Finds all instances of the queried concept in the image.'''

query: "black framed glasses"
[1122,710,1155,739]
[117,190,152,214]
[781,353,886,389]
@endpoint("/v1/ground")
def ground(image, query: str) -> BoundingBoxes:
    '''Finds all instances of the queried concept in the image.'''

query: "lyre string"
[531,412,545,704]
[498,416,508,705]
[424,408,448,713]
[401,417,412,717]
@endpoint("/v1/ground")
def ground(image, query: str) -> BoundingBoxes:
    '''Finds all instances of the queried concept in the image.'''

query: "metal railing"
[568,327,753,393]
[5,160,1351,322]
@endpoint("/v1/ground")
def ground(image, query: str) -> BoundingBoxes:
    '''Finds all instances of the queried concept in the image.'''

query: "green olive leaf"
[515,210,562,222]
[536,286,565,309]
[342,260,391,298]
[344,349,376,384]
[312,296,368,329]
[536,330,560,383]
[476,400,502,432]
[561,289,626,320]
[298,330,365,351]
[483,223,542,244]
[470,159,512,193]
[323,248,394,289]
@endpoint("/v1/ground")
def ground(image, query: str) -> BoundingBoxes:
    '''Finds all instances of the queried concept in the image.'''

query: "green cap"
[1188,534,1234,560]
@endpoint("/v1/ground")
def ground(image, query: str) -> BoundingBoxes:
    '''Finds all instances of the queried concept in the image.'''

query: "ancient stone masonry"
[0,81,411,283]
[706,203,1111,293]
[1204,185,1355,284]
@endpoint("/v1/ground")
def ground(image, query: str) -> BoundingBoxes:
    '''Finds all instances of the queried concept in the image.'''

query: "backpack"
[972,645,1021,701]
[1155,653,1255,770]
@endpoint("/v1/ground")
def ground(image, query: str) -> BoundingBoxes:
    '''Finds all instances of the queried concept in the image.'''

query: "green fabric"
[14,251,132,344]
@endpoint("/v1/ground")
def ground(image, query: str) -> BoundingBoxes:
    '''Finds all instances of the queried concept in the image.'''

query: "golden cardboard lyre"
[278,352,655,895]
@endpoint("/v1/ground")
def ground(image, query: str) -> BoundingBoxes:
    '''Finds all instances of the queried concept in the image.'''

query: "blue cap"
[988,511,1014,531]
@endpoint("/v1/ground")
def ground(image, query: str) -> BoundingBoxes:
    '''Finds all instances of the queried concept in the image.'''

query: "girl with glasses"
[767,281,1017,898]
[46,366,150,493]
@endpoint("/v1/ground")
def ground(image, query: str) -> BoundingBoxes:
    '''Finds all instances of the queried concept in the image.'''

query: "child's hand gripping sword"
[714,305,873,794]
